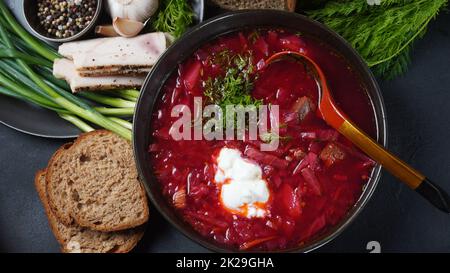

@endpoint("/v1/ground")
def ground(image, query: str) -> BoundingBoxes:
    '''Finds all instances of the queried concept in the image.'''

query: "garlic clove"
[95,25,119,37]
[107,0,158,23]
[113,17,145,38]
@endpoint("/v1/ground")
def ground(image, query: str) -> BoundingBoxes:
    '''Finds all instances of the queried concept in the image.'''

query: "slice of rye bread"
[35,170,145,253]
[46,130,149,232]
[210,0,297,11]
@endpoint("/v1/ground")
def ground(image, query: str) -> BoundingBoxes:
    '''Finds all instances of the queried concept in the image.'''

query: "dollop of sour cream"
[214,148,270,218]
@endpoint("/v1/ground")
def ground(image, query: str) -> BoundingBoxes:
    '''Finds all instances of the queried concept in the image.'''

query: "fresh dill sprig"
[204,51,261,110]
[203,51,262,129]
[308,0,447,79]
[153,0,194,38]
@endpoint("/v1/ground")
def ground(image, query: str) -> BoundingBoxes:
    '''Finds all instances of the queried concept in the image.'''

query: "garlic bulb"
[107,0,159,23]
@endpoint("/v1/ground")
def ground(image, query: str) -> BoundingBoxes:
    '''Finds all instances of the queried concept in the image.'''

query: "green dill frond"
[152,0,194,38]
[308,0,448,79]
[203,50,262,129]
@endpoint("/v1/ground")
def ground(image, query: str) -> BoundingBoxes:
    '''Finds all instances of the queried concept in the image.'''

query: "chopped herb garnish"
[212,49,232,66]
[204,51,261,110]
[203,50,262,129]
[260,132,293,143]
[248,30,261,44]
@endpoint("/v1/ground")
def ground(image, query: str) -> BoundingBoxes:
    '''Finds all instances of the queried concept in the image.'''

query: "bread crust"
[45,130,149,232]
[45,143,74,226]
[35,169,68,246]
[36,169,146,253]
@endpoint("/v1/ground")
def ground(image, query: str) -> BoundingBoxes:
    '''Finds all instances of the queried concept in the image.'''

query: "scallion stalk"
[0,1,137,138]
[0,46,53,67]
[0,85,133,118]
[0,61,134,117]
[0,60,59,104]
[95,107,135,116]
[117,93,138,102]
[109,117,133,130]
[117,89,140,99]
[0,71,59,109]
[79,92,136,108]
[0,1,60,61]
[37,66,70,90]
[0,23,132,140]
[58,113,95,132]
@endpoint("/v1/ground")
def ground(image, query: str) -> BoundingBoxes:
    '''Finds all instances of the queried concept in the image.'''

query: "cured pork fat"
[58,32,166,76]
[53,58,144,92]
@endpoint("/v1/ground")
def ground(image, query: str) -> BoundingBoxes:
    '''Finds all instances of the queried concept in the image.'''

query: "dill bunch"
[153,0,194,38]
[308,0,447,79]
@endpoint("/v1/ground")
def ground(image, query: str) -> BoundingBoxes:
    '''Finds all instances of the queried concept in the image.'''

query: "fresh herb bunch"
[153,0,194,38]
[308,0,448,79]
[204,52,262,111]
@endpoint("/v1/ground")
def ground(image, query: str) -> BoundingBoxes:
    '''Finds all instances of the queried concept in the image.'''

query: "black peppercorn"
[36,0,97,39]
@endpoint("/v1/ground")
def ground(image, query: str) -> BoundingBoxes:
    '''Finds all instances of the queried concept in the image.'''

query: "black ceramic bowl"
[133,10,387,253]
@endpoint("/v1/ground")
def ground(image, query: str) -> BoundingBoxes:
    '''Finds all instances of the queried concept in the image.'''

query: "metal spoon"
[265,50,450,213]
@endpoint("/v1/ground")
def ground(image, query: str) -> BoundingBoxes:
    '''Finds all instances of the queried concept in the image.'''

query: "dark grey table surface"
[1,3,450,252]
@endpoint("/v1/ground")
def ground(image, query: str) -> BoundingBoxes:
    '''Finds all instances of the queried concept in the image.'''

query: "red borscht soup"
[149,29,376,251]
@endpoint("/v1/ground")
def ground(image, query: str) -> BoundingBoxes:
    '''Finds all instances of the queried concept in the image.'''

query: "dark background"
[1,3,450,253]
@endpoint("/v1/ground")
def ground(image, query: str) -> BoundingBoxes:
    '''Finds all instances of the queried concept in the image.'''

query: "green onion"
[0,1,60,61]
[95,107,135,116]
[0,60,134,117]
[0,1,138,138]
[58,113,95,132]
[109,117,133,130]
[116,93,138,102]
[0,85,134,117]
[0,85,20,98]
[0,46,53,67]
[37,66,70,90]
[117,89,140,99]
[79,92,136,108]
[0,60,59,104]
[0,22,131,140]
[0,84,70,113]
[0,71,59,109]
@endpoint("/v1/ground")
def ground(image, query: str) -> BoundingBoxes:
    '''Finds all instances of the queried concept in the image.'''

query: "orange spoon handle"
[339,120,424,189]
[315,55,450,213]
[264,50,450,213]
[319,80,423,188]
[338,119,450,213]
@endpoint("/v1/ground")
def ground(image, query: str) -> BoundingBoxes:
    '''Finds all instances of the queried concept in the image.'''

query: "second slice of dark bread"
[35,170,145,253]
[46,130,149,232]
